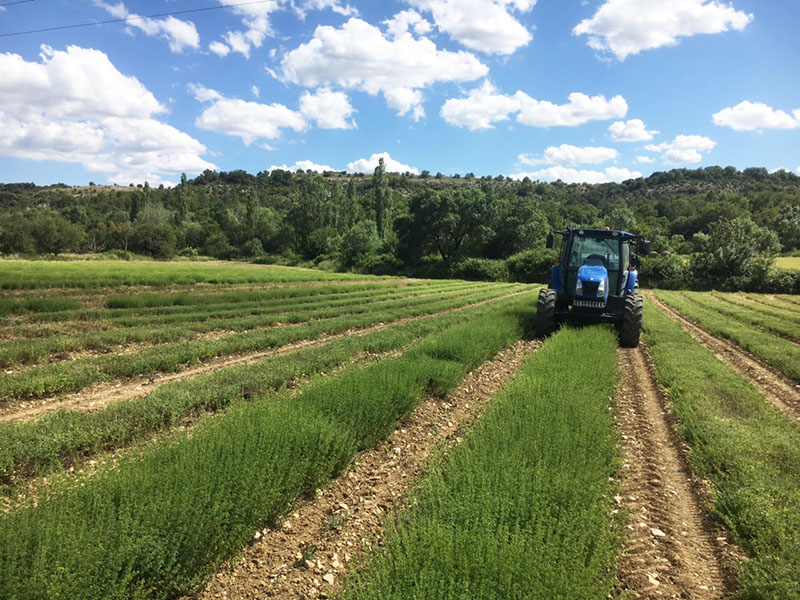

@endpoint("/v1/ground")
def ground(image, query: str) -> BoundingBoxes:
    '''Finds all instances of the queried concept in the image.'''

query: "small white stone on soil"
[323,573,335,585]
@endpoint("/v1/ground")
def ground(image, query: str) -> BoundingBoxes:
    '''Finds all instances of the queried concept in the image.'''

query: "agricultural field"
[775,256,800,271]
[2,260,800,599]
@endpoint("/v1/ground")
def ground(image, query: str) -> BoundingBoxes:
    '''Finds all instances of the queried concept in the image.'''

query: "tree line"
[0,162,799,292]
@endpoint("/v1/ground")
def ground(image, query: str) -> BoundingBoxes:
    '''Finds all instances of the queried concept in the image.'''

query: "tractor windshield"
[567,236,620,270]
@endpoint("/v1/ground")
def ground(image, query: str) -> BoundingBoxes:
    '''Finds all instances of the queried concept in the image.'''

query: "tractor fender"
[551,265,561,295]
[624,269,638,296]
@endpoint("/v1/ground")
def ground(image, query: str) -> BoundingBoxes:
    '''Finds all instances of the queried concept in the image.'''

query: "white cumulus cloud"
[609,118,659,141]
[440,80,520,130]
[573,0,753,60]
[645,134,716,164]
[347,152,418,174]
[635,155,656,164]
[211,0,357,58]
[299,88,356,129]
[384,9,433,38]
[511,166,642,184]
[407,0,535,55]
[0,45,213,184]
[268,159,337,173]
[280,17,487,120]
[442,81,627,129]
[191,84,307,145]
[94,1,200,53]
[519,144,620,166]
[712,101,800,131]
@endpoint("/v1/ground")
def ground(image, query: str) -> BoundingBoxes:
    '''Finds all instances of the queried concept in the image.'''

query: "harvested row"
[0,282,475,367]
[0,292,534,487]
[653,290,800,382]
[645,301,800,598]
[0,302,534,600]
[0,260,369,289]
[0,284,521,402]
[342,327,620,599]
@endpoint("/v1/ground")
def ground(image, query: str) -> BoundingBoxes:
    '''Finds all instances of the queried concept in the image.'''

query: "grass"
[341,326,621,600]
[0,259,371,289]
[654,290,800,382]
[645,300,800,599]
[0,302,534,600]
[0,292,534,487]
[775,256,800,271]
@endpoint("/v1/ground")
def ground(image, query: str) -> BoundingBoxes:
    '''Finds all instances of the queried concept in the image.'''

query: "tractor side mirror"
[545,233,554,249]
[640,239,651,255]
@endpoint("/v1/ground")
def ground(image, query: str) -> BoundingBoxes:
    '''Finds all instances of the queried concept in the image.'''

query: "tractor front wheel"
[618,293,643,347]
[536,288,556,338]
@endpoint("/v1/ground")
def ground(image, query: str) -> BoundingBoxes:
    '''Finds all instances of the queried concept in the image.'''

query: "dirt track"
[0,290,530,424]
[614,345,736,599]
[648,293,800,423]
[196,339,541,600]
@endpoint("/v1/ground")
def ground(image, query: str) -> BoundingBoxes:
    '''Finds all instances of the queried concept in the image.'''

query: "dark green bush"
[506,248,557,283]
[451,258,509,282]
[639,255,690,289]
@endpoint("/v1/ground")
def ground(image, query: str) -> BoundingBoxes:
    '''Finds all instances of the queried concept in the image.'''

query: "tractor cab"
[537,227,650,347]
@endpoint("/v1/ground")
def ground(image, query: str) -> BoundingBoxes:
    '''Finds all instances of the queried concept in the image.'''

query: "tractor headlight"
[575,279,583,296]
[597,279,606,297]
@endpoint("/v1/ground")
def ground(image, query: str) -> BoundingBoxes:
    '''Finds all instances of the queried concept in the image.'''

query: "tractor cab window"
[567,236,620,270]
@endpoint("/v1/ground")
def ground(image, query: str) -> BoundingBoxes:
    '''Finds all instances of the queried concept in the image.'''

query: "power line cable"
[0,0,35,7]
[0,0,273,38]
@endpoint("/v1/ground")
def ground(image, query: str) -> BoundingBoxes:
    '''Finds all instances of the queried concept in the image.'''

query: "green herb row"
[0,285,522,402]
[342,326,620,600]
[654,291,800,382]
[0,300,533,600]
[0,283,476,367]
[646,300,800,599]
[0,292,533,487]
[710,292,800,325]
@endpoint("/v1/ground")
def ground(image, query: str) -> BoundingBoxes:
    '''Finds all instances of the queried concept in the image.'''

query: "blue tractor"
[536,227,651,347]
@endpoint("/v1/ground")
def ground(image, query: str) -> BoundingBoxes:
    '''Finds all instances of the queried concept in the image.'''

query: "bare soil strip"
[0,290,530,424]
[648,293,800,423]
[614,345,736,599]
[195,338,541,600]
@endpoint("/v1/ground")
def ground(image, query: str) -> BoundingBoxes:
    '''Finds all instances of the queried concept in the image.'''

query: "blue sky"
[0,0,798,186]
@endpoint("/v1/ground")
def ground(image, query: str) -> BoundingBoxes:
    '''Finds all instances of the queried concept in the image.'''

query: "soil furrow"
[0,290,530,424]
[648,293,800,422]
[194,338,541,600]
[614,344,735,599]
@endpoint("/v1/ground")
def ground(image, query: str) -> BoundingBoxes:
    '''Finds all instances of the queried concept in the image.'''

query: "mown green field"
[775,256,800,270]
[2,260,800,598]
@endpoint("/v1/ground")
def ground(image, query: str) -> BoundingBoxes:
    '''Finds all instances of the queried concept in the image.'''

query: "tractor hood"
[575,264,609,300]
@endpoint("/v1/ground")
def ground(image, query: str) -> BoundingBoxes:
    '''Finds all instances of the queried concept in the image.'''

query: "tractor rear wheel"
[536,288,556,338]
[618,293,643,347]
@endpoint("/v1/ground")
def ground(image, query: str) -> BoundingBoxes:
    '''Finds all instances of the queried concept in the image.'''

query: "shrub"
[451,258,509,282]
[506,248,557,283]
[639,255,690,289]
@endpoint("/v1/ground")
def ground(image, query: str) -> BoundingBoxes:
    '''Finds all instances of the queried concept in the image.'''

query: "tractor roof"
[559,227,638,239]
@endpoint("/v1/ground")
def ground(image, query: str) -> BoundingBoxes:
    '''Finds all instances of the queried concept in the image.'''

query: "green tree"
[30,211,84,254]
[691,216,780,289]
[407,187,491,261]
[373,158,391,239]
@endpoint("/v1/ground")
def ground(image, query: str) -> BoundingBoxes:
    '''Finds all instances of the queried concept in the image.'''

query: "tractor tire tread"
[619,293,643,348]
[536,288,557,338]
